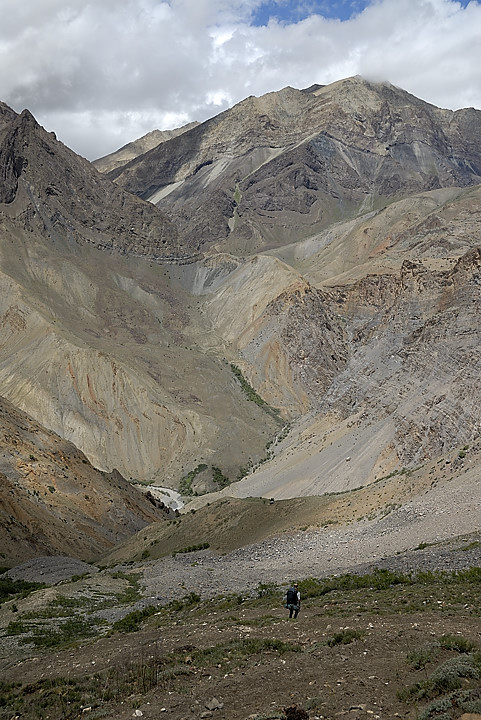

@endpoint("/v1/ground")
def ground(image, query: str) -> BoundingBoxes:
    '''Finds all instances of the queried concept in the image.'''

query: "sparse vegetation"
[439,633,477,653]
[179,463,208,495]
[2,564,481,719]
[230,364,283,422]
[112,604,160,633]
[256,581,278,598]
[407,644,440,670]
[7,615,101,648]
[172,541,210,556]
[212,465,230,488]
[0,576,45,604]
[400,644,481,716]
[0,633,303,719]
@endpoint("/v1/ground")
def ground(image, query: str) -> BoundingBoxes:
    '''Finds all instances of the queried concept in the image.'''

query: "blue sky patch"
[251,0,472,26]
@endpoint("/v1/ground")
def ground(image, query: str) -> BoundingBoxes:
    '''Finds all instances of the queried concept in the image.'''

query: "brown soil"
[2,458,481,720]
[2,591,481,720]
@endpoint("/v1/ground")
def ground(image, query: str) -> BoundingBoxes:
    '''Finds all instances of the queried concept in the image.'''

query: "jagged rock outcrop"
[0,107,190,261]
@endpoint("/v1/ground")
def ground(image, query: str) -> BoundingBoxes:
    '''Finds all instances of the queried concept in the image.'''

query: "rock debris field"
[8,470,481,608]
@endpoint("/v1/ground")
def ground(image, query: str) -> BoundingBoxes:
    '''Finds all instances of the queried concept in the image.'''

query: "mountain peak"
[0,103,190,260]
[106,77,481,256]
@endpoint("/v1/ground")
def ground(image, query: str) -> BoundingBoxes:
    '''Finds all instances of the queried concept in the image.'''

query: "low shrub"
[0,577,45,604]
[326,628,365,646]
[172,542,210,556]
[112,604,159,633]
[439,633,476,653]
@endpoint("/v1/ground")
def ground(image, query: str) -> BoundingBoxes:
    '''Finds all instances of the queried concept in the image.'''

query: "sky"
[0,0,480,161]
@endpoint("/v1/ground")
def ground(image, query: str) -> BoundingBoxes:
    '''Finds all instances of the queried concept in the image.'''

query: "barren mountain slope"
[239,244,481,498]
[0,226,282,486]
[271,185,479,284]
[106,77,481,256]
[178,253,349,414]
[0,395,170,566]
[0,107,282,487]
[170,184,481,499]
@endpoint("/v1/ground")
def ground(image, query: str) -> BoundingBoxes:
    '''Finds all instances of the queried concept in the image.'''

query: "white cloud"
[0,0,479,160]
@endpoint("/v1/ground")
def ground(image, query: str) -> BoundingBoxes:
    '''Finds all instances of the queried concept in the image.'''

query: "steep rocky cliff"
[0,108,188,261]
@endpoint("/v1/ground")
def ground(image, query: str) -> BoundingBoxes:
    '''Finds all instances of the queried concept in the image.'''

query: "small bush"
[112,604,159,633]
[326,628,365,646]
[257,582,279,598]
[407,644,440,670]
[430,656,479,695]
[6,620,30,635]
[212,465,230,489]
[299,568,412,598]
[166,592,202,613]
[0,577,45,604]
[439,634,476,653]
[402,654,480,703]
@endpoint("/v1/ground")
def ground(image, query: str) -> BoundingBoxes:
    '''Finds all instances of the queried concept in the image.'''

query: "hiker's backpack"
[286,587,298,605]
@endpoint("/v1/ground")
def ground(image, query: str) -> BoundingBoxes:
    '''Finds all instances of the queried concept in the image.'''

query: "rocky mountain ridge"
[107,77,481,255]
[1,76,481,563]
[92,121,200,174]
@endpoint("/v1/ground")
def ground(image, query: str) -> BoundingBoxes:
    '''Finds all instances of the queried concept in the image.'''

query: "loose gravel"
[7,470,481,608]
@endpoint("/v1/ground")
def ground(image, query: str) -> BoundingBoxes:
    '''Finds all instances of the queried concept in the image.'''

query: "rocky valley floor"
[1,464,481,720]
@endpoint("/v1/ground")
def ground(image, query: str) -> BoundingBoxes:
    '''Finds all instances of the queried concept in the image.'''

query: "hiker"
[285,582,301,619]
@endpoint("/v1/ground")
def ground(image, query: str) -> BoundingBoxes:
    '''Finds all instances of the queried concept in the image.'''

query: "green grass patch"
[297,566,481,616]
[299,568,412,598]
[111,604,160,633]
[9,616,102,649]
[0,576,45,604]
[111,571,142,604]
[179,463,208,496]
[212,465,230,489]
